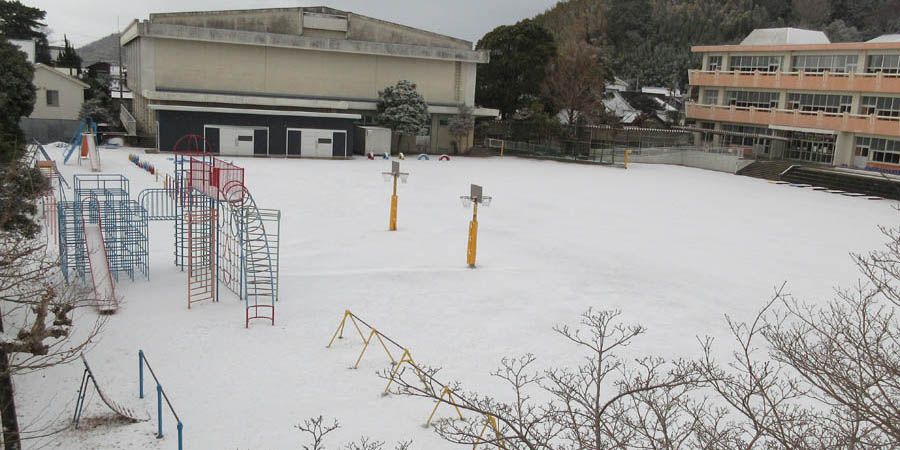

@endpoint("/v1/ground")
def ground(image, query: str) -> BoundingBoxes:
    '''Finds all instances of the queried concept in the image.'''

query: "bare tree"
[761,225,900,446]
[447,106,475,154]
[383,309,705,450]
[0,161,102,448]
[296,415,418,450]
[296,415,341,450]
[541,2,608,128]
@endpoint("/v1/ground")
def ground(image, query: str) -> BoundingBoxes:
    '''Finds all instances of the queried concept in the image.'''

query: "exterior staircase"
[736,160,798,181]
[780,166,900,200]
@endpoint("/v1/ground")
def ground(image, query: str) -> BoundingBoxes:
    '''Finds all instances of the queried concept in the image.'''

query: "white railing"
[688,102,900,123]
[691,69,900,79]
[120,104,137,136]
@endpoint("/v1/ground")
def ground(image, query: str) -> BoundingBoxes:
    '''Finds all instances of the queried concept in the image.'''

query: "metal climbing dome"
[59,174,149,284]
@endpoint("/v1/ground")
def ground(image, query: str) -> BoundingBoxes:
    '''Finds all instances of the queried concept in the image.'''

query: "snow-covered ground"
[16,146,899,449]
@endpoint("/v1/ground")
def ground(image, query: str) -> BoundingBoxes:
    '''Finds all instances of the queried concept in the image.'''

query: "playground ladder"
[187,208,216,308]
[226,186,276,326]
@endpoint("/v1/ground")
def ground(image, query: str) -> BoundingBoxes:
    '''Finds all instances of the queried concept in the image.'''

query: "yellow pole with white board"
[467,200,478,267]
[463,184,490,268]
[383,161,408,231]
[390,173,398,230]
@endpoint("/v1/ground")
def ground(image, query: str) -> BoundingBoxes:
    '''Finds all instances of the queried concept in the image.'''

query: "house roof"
[868,34,900,43]
[34,63,90,89]
[740,28,830,46]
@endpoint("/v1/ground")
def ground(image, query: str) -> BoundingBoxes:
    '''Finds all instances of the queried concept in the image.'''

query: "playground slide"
[89,142,101,172]
[84,224,118,313]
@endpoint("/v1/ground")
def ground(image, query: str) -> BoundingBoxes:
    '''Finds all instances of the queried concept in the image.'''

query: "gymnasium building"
[687,28,900,172]
[120,7,498,156]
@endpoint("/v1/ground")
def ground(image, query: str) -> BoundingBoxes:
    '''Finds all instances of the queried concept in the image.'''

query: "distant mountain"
[77,33,121,66]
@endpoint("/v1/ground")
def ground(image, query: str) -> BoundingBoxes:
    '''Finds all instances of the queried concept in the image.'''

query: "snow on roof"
[740,28,830,46]
[868,34,900,43]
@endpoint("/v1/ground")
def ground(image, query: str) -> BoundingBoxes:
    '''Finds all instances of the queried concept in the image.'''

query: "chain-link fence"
[485,138,757,173]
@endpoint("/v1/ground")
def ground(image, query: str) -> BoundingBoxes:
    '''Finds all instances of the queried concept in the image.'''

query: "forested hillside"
[534,0,900,90]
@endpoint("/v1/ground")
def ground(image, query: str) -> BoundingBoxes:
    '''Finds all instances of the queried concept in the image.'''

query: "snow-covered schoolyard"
[17,146,899,449]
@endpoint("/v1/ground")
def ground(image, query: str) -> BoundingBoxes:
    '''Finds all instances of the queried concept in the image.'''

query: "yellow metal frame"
[384,348,427,393]
[327,310,366,347]
[354,328,396,368]
[472,414,507,450]
[466,201,478,267]
[426,386,464,426]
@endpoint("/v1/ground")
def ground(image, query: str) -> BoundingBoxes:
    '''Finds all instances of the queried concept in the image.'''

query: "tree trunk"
[0,316,21,450]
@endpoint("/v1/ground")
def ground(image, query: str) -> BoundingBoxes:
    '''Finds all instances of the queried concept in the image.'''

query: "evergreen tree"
[376,80,429,153]
[0,0,51,64]
[55,35,81,72]
[0,35,35,163]
[475,19,556,119]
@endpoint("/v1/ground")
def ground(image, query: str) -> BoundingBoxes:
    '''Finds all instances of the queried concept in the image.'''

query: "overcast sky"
[25,0,557,48]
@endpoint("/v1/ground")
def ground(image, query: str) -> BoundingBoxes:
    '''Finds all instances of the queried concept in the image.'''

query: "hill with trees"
[533,0,900,91]
[76,32,120,66]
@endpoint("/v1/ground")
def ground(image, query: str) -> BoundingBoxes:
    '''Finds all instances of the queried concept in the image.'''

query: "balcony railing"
[689,69,900,94]
[686,103,900,136]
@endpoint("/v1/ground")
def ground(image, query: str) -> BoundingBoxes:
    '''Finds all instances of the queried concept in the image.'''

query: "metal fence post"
[157,384,163,438]
[139,350,144,399]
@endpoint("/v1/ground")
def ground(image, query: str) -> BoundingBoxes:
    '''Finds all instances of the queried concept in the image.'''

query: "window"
[729,55,781,72]
[707,55,722,71]
[860,96,900,117]
[46,90,59,107]
[317,138,332,144]
[726,90,780,109]
[866,54,900,74]
[861,136,900,164]
[720,123,773,152]
[702,89,719,105]
[700,121,715,143]
[439,119,449,127]
[237,135,253,142]
[792,54,857,73]
[855,136,871,157]
[786,132,836,163]
[786,93,853,113]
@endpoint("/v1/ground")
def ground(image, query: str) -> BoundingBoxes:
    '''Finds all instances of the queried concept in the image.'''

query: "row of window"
[860,96,900,117]
[786,132,836,163]
[720,123,773,149]
[866,54,900,74]
[726,90,780,109]
[786,93,853,114]
[855,136,900,164]
[792,54,857,73]
[706,53,900,74]
[729,55,782,72]
[708,90,900,117]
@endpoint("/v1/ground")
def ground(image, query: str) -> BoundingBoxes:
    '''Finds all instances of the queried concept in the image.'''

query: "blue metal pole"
[177,421,183,450]
[139,350,144,399]
[157,384,163,438]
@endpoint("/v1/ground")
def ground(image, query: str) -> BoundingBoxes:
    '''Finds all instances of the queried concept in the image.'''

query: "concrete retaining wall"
[20,118,80,143]
[629,149,754,174]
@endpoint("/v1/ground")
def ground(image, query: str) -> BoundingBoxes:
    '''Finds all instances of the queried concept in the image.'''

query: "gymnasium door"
[286,129,302,156]
[207,125,256,156]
